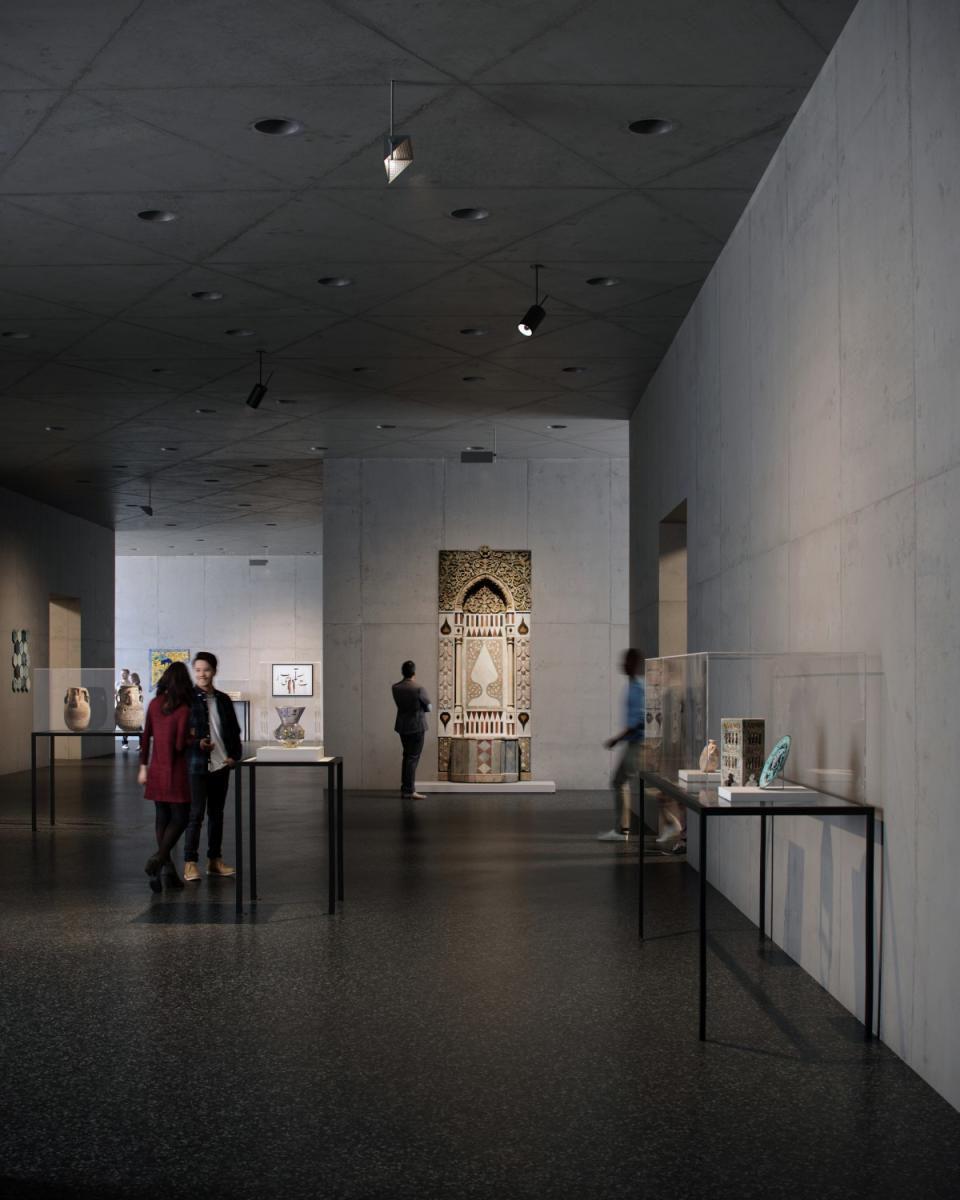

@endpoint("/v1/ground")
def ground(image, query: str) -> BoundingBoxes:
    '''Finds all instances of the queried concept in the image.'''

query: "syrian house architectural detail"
[437,547,532,783]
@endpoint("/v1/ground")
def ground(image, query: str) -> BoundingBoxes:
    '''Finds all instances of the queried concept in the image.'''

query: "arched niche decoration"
[437,547,532,783]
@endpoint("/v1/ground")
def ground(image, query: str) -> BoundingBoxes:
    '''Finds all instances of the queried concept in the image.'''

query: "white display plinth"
[678,769,721,783]
[255,745,328,763]
[718,783,813,804]
[418,780,556,794]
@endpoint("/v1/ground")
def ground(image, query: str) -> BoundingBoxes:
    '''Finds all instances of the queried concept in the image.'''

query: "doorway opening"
[658,501,687,656]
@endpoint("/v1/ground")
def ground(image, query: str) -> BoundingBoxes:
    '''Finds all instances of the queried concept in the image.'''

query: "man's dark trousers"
[399,731,424,796]
[184,766,231,862]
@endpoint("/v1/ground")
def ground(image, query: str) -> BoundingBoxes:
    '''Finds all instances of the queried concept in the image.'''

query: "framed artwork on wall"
[149,648,191,690]
[272,663,314,697]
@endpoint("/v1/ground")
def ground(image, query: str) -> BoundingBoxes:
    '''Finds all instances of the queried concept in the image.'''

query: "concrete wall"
[324,458,629,790]
[115,555,323,740]
[629,0,960,1109]
[0,486,114,776]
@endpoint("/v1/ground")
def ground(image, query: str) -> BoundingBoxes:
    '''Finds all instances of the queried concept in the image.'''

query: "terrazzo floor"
[1,756,958,1200]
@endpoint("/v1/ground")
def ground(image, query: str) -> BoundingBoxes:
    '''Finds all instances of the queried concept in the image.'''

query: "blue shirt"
[624,676,645,742]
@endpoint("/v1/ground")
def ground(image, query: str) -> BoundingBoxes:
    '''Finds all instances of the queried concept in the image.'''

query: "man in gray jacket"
[391,660,431,799]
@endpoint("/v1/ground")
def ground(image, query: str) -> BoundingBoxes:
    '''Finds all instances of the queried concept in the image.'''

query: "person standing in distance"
[391,660,431,800]
[183,651,243,882]
[597,648,646,842]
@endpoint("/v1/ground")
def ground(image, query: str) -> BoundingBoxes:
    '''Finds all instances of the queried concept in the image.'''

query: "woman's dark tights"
[154,802,189,863]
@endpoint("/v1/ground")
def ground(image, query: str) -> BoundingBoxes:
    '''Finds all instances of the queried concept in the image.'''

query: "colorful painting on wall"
[149,648,191,690]
[272,663,314,697]
[11,629,30,693]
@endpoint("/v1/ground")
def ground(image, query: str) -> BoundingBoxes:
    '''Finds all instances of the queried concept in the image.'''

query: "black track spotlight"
[246,350,274,409]
[384,80,414,183]
[518,264,548,337]
[140,479,154,517]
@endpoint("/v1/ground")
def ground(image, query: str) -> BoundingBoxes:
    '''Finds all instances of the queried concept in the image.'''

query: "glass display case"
[32,668,136,734]
[643,652,880,803]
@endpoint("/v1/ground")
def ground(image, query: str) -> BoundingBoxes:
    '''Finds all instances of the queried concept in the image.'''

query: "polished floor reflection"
[1,757,958,1200]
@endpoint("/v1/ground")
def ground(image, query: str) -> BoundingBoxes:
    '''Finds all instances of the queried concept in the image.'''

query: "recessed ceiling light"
[629,118,676,136]
[112,464,127,469]
[3,331,31,339]
[586,276,620,287]
[253,117,302,135]
[125,503,139,508]
[462,375,485,382]
[562,366,587,373]
[151,367,169,373]
[548,424,567,429]
[460,328,488,337]
[164,523,177,527]
[265,522,277,527]
[137,209,177,222]
[450,207,489,221]
[226,328,256,337]
[161,446,178,452]
[203,478,220,483]
[195,407,217,414]
[45,424,64,431]
[237,503,252,507]
[377,424,396,430]
[75,478,91,483]
[130,547,138,551]
[191,291,223,301]
[318,276,352,287]
[252,463,268,467]
[465,445,486,451]
[310,445,326,451]
[276,398,296,405]
[196,538,204,542]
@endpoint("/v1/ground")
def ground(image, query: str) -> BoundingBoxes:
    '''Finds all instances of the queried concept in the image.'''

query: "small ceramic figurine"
[699,738,720,772]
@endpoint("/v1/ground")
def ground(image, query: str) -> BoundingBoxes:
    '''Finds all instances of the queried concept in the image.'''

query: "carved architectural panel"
[438,546,532,781]
[439,546,532,612]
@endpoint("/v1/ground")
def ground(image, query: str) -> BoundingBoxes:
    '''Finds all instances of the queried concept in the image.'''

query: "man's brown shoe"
[183,862,202,883]
[207,857,236,877]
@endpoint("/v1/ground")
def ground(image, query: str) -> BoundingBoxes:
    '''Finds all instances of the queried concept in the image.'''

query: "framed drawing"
[272,663,314,697]
[149,648,191,690]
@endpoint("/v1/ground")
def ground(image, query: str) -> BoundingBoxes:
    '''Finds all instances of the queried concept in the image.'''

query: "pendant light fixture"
[384,79,414,183]
[518,264,548,337]
[246,349,273,409]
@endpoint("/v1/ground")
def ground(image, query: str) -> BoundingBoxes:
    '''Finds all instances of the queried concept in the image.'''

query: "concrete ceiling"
[0,0,856,554]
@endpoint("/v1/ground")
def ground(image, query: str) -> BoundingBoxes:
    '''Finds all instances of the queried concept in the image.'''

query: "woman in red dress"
[138,661,195,892]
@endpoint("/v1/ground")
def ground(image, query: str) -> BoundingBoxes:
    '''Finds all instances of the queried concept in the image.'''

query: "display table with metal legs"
[30,729,144,830]
[232,756,344,918]
[637,770,877,1043]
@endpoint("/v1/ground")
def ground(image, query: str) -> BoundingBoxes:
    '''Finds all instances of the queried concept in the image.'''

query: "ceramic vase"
[115,683,144,732]
[64,687,91,731]
[274,706,306,748]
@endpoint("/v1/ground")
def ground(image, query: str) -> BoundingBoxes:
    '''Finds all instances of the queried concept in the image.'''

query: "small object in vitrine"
[274,706,306,747]
[64,687,91,731]
[720,717,765,787]
[699,738,720,772]
[759,734,792,789]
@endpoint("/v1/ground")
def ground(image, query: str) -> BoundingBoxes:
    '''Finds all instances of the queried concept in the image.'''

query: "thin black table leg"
[49,735,56,826]
[234,768,244,918]
[249,765,257,907]
[699,812,708,1041]
[327,763,336,915]
[336,759,344,903]
[864,809,876,1040]
[31,734,37,832]
[638,778,645,940]
[759,811,767,941]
